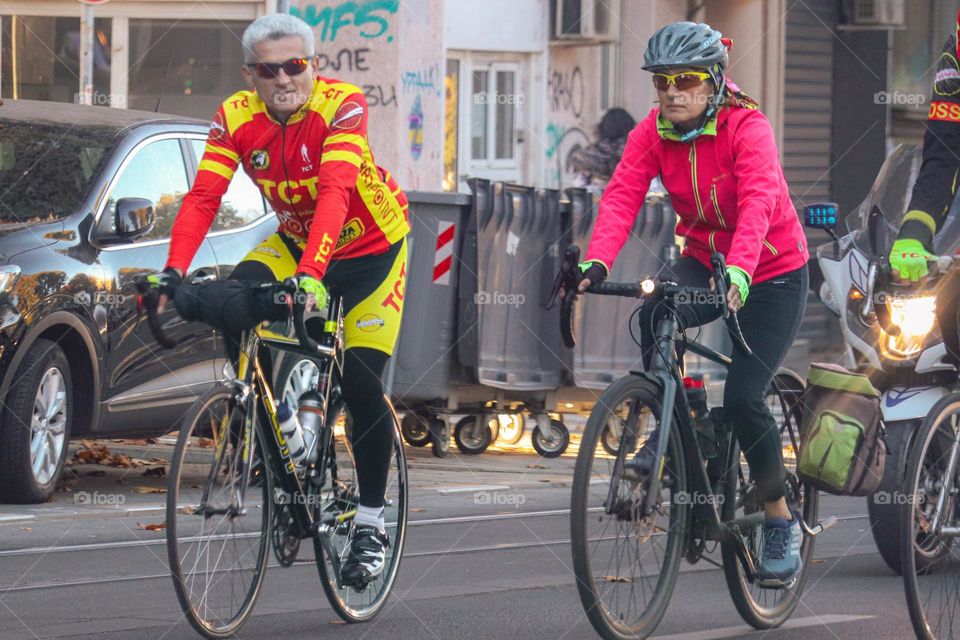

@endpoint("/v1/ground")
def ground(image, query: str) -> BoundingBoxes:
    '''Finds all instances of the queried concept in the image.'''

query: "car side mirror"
[115,198,155,240]
[803,203,839,231]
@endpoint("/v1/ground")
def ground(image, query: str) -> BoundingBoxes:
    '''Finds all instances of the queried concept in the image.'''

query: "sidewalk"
[0,438,577,524]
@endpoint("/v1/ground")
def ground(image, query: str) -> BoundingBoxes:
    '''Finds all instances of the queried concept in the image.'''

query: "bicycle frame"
[613,300,768,578]
[223,297,347,541]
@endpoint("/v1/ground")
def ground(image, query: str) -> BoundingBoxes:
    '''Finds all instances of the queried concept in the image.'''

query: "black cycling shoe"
[622,432,659,481]
[340,524,390,590]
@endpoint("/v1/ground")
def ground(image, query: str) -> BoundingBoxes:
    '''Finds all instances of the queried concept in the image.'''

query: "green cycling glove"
[890,238,934,282]
[293,273,329,311]
[726,266,751,304]
[578,260,608,286]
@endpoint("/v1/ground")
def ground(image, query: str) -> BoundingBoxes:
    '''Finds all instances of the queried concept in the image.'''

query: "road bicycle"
[135,275,407,638]
[549,247,832,639]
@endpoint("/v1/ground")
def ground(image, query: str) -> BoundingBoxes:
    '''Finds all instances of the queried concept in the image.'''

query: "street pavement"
[0,432,922,640]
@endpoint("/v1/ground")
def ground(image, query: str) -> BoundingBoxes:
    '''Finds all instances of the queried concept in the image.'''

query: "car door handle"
[190,271,217,284]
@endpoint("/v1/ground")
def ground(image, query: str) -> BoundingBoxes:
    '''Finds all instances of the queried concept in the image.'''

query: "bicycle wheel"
[902,392,960,640]
[721,371,818,629]
[167,384,271,639]
[314,395,408,622]
[571,375,688,640]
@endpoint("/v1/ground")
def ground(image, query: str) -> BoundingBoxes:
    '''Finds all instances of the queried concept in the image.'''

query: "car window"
[0,119,118,222]
[105,138,189,241]
[190,140,269,231]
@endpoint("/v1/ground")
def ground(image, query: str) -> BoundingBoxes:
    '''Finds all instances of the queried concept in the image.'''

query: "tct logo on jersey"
[250,149,270,170]
[300,143,313,172]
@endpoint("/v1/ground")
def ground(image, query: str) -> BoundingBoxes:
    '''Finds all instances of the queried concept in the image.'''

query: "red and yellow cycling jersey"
[167,76,410,280]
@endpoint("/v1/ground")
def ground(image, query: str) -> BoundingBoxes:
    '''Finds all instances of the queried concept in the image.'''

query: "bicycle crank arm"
[799,515,837,538]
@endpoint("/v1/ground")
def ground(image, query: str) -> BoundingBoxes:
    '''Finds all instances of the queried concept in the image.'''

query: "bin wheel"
[495,414,525,445]
[430,417,450,458]
[401,411,431,447]
[532,419,569,458]
[454,415,492,455]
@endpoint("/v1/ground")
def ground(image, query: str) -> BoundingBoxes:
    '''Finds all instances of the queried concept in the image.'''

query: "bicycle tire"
[571,375,688,640]
[314,395,408,622]
[721,372,818,629]
[167,384,271,639]
[902,392,960,640]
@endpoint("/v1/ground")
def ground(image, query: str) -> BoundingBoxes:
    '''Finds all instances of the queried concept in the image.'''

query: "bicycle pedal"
[800,515,837,538]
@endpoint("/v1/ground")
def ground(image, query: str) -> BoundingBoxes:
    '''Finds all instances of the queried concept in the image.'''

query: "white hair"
[242,13,315,63]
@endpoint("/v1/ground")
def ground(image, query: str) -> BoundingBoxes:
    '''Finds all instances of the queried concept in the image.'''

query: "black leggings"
[228,261,395,510]
[639,257,808,504]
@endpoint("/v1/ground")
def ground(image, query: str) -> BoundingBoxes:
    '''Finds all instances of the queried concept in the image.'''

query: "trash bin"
[387,191,472,402]
[457,179,562,390]
[566,188,676,389]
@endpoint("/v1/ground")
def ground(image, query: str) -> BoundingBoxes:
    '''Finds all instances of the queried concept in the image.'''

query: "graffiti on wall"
[408,95,424,160]
[544,122,589,189]
[547,65,584,118]
[291,0,400,43]
[401,64,442,97]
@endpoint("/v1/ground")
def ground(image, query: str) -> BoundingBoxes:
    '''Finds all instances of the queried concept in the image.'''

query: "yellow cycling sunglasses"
[652,71,712,92]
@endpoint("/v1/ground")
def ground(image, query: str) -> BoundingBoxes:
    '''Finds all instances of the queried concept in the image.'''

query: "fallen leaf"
[410,507,425,513]
[527,463,546,469]
[179,506,197,515]
[197,438,214,448]
[136,521,166,531]
[133,486,167,494]
[20,527,31,532]
[603,575,632,583]
[143,467,166,478]
[85,470,107,477]
[190,484,202,489]
[539,479,552,483]
[812,559,825,565]
[328,619,346,625]
[148,458,169,465]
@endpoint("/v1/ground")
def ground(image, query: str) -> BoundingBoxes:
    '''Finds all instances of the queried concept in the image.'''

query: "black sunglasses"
[247,57,310,79]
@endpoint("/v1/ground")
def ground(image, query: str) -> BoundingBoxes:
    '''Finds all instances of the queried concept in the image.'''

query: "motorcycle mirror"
[803,203,839,231]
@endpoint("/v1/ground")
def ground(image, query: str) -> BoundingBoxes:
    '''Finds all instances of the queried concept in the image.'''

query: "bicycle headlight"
[882,295,938,359]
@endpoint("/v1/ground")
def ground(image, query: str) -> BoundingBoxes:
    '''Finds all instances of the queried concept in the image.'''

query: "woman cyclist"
[577,21,809,587]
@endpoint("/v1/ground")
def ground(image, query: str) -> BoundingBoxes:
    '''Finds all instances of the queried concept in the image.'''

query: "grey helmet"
[642,22,728,71]
[644,22,731,142]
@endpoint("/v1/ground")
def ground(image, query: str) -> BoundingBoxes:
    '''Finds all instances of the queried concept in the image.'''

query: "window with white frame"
[466,61,521,169]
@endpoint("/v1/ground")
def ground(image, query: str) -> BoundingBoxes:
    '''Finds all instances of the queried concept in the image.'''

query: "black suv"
[0,99,278,503]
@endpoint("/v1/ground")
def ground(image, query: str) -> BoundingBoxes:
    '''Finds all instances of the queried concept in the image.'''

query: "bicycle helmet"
[644,22,731,142]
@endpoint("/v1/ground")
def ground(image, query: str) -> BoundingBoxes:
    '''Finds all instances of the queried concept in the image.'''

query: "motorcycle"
[807,143,960,574]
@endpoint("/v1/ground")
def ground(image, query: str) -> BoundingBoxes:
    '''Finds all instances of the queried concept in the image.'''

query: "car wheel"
[0,339,73,504]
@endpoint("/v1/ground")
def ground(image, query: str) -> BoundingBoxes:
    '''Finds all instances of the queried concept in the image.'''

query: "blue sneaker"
[756,514,803,588]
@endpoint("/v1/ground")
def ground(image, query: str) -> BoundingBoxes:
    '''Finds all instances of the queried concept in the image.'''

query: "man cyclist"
[889,11,960,363]
[150,13,409,589]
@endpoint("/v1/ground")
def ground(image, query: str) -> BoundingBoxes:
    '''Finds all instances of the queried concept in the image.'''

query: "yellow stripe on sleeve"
[205,143,239,163]
[321,150,362,168]
[324,133,366,148]
[198,159,235,181]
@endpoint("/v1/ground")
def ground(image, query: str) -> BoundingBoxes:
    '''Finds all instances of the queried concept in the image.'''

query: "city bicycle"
[549,247,831,640]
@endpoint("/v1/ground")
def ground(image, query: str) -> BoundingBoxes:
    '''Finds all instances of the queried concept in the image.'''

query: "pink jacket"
[585,105,808,285]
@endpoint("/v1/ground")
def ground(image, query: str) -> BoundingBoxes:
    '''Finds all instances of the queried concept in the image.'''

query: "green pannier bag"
[798,363,886,496]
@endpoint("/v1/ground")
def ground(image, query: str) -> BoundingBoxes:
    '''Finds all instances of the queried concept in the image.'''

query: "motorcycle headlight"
[882,295,938,358]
